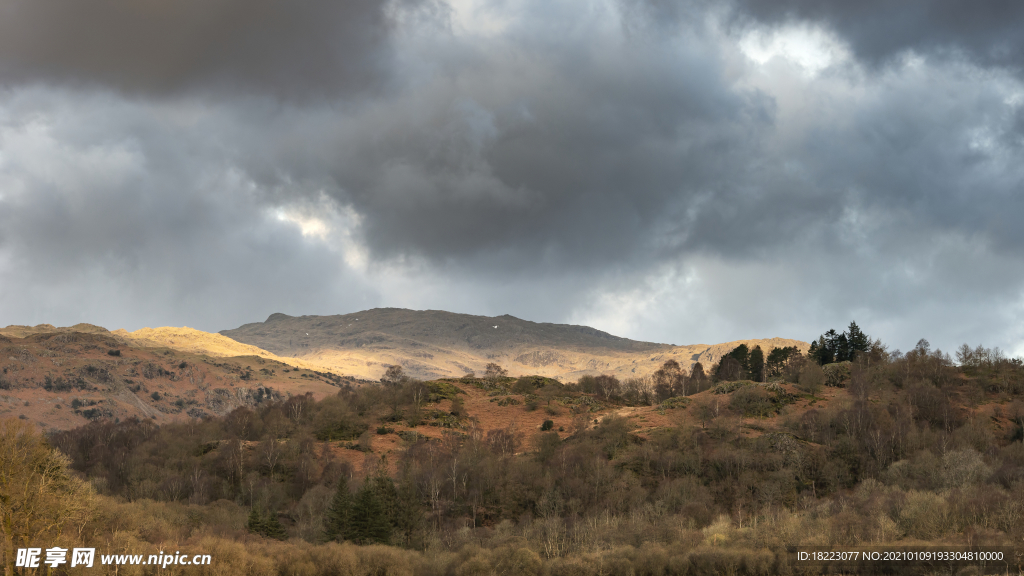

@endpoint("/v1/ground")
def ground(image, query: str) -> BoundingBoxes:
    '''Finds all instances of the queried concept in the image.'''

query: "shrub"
[798,363,825,394]
[541,420,554,431]
[107,349,121,356]
[426,381,464,402]
[823,361,852,387]
[730,386,775,418]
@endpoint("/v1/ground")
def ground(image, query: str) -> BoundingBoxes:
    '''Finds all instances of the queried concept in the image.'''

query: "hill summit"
[220,308,808,381]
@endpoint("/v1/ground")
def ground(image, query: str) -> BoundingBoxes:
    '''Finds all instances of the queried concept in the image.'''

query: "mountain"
[219,308,809,381]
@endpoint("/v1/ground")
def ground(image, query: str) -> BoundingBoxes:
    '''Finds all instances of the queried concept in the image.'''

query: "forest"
[4,326,1024,575]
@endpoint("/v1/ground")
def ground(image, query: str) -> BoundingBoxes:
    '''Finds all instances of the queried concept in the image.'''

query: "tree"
[846,321,870,360]
[349,481,391,544]
[263,512,288,540]
[798,363,825,395]
[728,344,750,374]
[381,365,406,386]
[1,419,94,575]
[392,464,425,548]
[765,346,798,378]
[810,322,872,365]
[247,507,265,535]
[323,475,352,542]
[653,360,685,399]
[690,362,706,383]
[823,330,840,364]
[716,357,742,382]
[484,363,508,381]
[748,346,765,382]
[593,374,620,400]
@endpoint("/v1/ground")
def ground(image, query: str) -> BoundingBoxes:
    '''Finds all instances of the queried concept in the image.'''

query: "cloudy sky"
[1,0,1023,356]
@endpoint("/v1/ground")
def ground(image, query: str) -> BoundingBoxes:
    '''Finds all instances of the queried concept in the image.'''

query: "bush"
[823,361,852,387]
[426,381,464,402]
[107,349,121,356]
[798,363,825,394]
[730,386,775,418]
[541,420,554,431]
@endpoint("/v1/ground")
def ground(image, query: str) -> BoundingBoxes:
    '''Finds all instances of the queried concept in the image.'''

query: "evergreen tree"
[846,321,870,359]
[729,344,751,375]
[748,346,765,382]
[248,507,287,540]
[765,346,797,378]
[246,507,265,535]
[392,464,425,548]
[323,474,352,542]
[836,333,850,362]
[349,481,391,544]
[823,329,840,364]
[263,511,288,540]
[370,458,399,529]
[811,322,871,365]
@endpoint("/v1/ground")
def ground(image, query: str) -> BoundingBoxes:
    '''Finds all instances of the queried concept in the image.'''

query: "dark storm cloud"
[726,0,1024,71]
[0,91,378,330]
[296,15,779,275]
[0,0,432,98]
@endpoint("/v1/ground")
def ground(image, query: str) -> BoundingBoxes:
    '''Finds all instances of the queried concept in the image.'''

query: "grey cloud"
[0,0,432,99]
[3,0,1024,357]
[300,24,778,274]
[0,91,378,331]
[726,0,1024,71]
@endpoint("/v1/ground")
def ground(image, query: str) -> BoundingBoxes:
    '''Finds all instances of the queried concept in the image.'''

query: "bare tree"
[381,365,406,386]
[484,363,508,381]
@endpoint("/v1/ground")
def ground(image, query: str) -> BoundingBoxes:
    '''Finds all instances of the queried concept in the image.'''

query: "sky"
[1,0,1023,356]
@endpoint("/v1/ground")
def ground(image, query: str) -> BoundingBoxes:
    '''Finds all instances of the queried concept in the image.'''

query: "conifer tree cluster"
[716,344,799,382]
[322,457,423,546]
[809,321,870,365]
[247,508,288,540]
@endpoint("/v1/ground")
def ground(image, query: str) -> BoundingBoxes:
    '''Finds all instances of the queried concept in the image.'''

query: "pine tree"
[823,330,840,364]
[836,333,850,362]
[349,481,390,544]
[370,457,399,529]
[729,344,751,375]
[263,512,288,540]
[846,321,870,359]
[392,464,425,548]
[748,346,765,382]
[248,507,287,540]
[246,507,265,535]
[323,475,352,542]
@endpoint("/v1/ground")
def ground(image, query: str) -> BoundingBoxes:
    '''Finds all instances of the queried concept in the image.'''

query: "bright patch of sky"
[739,23,851,77]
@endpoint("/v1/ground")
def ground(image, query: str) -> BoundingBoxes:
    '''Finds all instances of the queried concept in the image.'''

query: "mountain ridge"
[219,308,809,381]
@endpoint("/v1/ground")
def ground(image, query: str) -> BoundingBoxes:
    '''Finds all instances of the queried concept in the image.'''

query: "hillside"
[112,326,337,374]
[35,343,1024,575]
[0,327,354,431]
[220,308,809,381]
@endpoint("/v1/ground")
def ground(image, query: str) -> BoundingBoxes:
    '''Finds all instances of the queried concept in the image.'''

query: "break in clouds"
[1,0,1023,356]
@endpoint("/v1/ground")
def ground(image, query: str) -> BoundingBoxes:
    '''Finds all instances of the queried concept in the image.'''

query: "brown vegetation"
[4,332,1024,575]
